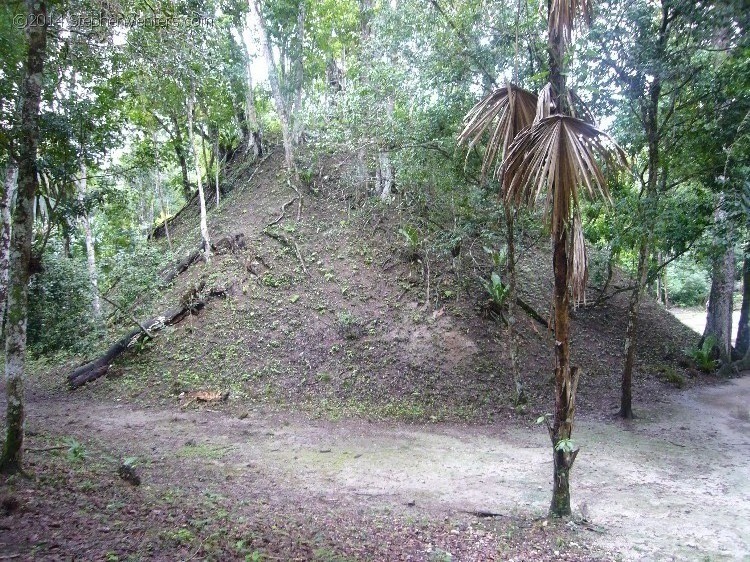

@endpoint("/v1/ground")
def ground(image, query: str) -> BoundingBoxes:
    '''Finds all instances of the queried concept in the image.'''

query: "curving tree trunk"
[1,0,47,474]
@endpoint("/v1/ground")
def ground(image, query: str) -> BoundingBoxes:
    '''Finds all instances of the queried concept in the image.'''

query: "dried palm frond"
[568,213,588,305]
[503,115,627,238]
[535,83,595,125]
[536,83,554,121]
[458,82,538,182]
[548,0,593,44]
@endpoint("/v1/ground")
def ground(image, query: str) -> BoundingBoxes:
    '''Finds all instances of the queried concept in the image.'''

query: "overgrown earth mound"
[59,146,699,421]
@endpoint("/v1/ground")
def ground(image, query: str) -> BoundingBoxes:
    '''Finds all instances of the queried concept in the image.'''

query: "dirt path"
[7,375,750,561]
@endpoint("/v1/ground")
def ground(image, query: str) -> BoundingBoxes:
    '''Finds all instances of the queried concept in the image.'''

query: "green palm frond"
[458,82,538,182]
[503,115,627,237]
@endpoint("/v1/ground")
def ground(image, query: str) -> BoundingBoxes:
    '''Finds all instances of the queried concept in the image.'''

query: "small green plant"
[661,366,685,388]
[484,272,509,307]
[65,438,86,463]
[337,310,365,340]
[554,438,576,453]
[483,246,507,269]
[686,335,718,373]
[398,225,423,261]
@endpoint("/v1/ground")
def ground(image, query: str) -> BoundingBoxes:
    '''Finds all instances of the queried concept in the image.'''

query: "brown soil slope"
[67,147,701,422]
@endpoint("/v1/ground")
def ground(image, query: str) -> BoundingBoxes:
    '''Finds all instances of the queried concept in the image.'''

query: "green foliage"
[484,272,509,307]
[337,310,364,340]
[28,252,103,356]
[398,225,421,251]
[554,438,576,454]
[667,260,710,307]
[65,438,86,463]
[100,244,169,320]
[687,336,719,373]
[660,366,685,388]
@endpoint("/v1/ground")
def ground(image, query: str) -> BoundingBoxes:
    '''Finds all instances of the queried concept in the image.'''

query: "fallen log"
[67,302,202,389]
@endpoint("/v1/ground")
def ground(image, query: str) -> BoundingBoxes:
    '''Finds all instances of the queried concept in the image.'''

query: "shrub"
[28,253,102,355]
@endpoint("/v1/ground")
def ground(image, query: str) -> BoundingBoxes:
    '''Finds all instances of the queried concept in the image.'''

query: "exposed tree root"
[263,228,309,276]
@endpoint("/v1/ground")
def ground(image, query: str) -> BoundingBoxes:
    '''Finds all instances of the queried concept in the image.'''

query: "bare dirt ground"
[2,373,748,561]
[669,308,742,341]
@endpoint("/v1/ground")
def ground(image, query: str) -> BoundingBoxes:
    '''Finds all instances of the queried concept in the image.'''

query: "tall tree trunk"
[187,83,211,261]
[0,161,18,329]
[547,4,577,518]
[620,2,670,419]
[291,2,306,145]
[704,222,735,364]
[504,205,525,404]
[77,164,100,319]
[1,0,47,474]
[170,113,191,200]
[251,0,295,173]
[153,132,172,252]
[621,237,649,419]
[214,134,220,207]
[735,240,750,356]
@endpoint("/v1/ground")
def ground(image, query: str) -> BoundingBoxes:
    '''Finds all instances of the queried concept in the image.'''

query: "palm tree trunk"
[1,0,47,474]
[550,226,578,517]
[547,0,577,518]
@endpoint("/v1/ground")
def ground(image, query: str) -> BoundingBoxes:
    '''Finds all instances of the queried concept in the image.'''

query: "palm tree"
[459,0,627,517]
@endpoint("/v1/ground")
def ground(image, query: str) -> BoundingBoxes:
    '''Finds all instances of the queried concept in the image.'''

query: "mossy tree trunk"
[1,0,47,474]
[0,160,18,329]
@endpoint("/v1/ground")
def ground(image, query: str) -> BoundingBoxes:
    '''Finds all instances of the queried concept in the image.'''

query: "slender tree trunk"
[251,0,295,173]
[187,84,211,261]
[291,2,306,145]
[214,135,220,207]
[170,113,191,200]
[735,241,750,356]
[77,164,100,319]
[1,0,47,474]
[153,132,172,252]
[620,0,671,419]
[0,161,18,329]
[504,205,525,404]
[621,237,649,419]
